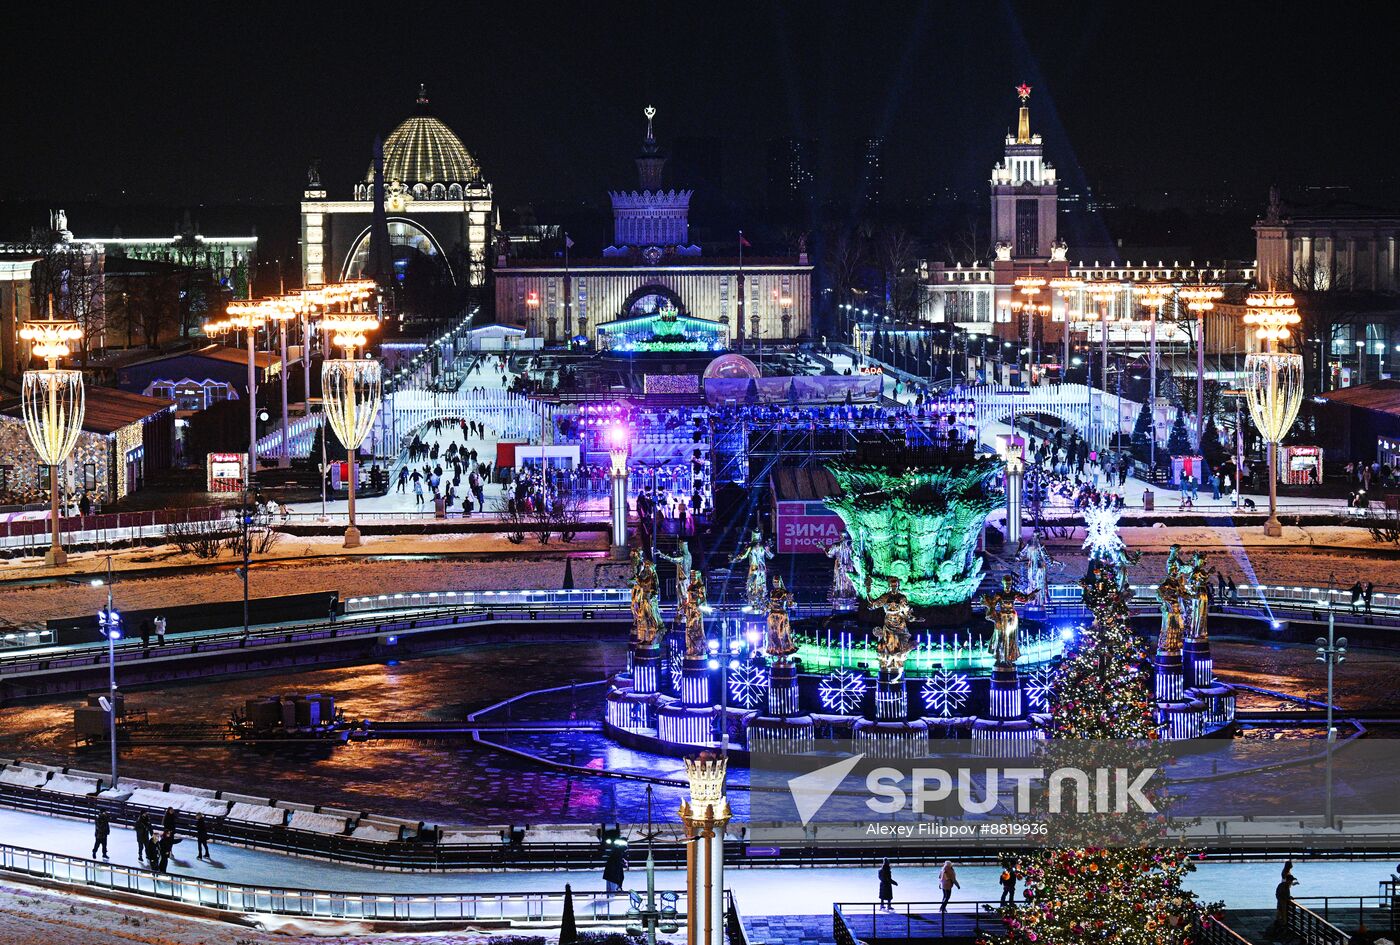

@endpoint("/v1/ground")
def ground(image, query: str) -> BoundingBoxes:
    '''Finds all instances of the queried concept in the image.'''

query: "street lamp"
[1181,284,1224,453]
[1050,277,1083,379]
[1013,273,1045,383]
[321,299,382,548]
[1091,285,1116,449]
[1134,280,1172,468]
[265,297,298,467]
[607,423,630,559]
[19,308,86,566]
[97,582,121,791]
[1242,290,1303,537]
[209,299,271,485]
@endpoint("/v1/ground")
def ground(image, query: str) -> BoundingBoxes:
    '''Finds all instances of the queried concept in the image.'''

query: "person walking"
[157,827,176,872]
[878,858,897,909]
[154,615,167,646]
[162,806,178,835]
[140,618,152,650]
[134,811,151,864]
[1000,860,1018,907]
[1350,581,1364,613]
[1364,581,1375,615]
[91,811,110,859]
[195,813,211,860]
[938,860,961,912]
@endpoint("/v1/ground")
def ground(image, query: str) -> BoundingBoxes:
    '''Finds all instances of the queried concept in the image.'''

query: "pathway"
[0,807,1393,917]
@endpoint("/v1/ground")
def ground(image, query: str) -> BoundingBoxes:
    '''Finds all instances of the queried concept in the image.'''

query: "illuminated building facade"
[495,109,812,347]
[299,87,493,289]
[919,87,1255,365]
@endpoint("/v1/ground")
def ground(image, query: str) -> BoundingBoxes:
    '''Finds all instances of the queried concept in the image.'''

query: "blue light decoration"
[817,668,868,714]
[921,670,971,717]
[727,663,769,709]
[97,607,122,641]
[1025,666,1056,712]
[667,640,684,685]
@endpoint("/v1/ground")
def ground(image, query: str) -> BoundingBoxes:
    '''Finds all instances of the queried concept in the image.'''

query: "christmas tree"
[994,560,1219,945]
[1167,409,1193,457]
[1130,400,1154,465]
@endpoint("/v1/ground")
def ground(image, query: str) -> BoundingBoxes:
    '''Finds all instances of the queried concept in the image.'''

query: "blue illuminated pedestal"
[1154,650,1185,703]
[766,661,799,717]
[853,671,928,756]
[657,658,716,747]
[1183,637,1213,691]
[747,660,815,753]
[633,643,662,696]
[972,665,1039,753]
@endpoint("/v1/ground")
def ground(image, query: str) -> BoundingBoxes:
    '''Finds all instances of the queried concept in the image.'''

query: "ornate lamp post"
[265,297,297,467]
[1050,277,1083,379]
[1134,280,1172,467]
[19,310,86,566]
[778,291,793,341]
[210,299,271,484]
[1013,273,1045,382]
[1091,285,1116,448]
[1181,284,1224,453]
[321,300,381,548]
[607,423,631,559]
[524,289,541,341]
[1243,290,1303,536]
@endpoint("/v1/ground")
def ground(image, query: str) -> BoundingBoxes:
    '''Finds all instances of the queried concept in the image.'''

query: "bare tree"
[942,218,992,267]
[824,224,867,307]
[1288,256,1392,394]
[28,237,106,368]
[875,226,921,320]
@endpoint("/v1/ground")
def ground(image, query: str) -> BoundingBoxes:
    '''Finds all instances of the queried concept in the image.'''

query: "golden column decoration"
[1133,279,1172,467]
[680,752,730,945]
[321,289,381,548]
[206,298,271,482]
[19,309,85,566]
[1243,290,1303,536]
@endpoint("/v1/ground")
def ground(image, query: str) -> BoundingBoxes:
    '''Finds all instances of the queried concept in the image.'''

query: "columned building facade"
[299,87,492,289]
[495,108,812,348]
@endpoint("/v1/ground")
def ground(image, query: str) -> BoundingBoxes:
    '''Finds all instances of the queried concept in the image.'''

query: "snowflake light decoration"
[727,663,769,709]
[921,670,971,717]
[1081,495,1127,564]
[1025,666,1056,712]
[818,669,868,714]
[667,638,684,689]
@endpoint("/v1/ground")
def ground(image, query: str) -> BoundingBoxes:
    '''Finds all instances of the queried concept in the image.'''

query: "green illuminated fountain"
[825,457,1004,618]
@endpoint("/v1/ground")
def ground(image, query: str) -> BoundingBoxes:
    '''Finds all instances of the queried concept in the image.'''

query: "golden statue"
[1186,552,1215,641]
[630,551,663,647]
[730,530,773,612]
[766,576,797,661]
[868,575,915,682]
[1156,556,1188,656]
[980,574,1036,667]
[681,569,712,658]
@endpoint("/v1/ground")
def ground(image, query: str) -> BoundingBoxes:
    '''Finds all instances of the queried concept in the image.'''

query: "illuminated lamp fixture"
[321,308,382,549]
[1243,289,1304,537]
[19,304,85,566]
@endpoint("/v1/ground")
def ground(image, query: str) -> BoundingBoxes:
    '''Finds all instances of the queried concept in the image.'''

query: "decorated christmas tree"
[1167,409,1193,457]
[995,560,1219,945]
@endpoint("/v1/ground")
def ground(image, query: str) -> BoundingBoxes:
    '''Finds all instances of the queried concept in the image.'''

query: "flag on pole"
[564,235,575,249]
[739,232,752,249]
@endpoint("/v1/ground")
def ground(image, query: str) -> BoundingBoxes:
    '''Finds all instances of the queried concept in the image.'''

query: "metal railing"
[833,899,1007,942]
[1196,915,1255,945]
[1296,894,1396,936]
[344,587,629,615]
[0,601,627,677]
[1289,899,1353,944]
[0,839,678,923]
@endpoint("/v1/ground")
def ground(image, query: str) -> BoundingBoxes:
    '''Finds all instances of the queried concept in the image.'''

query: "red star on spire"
[1016,83,1032,102]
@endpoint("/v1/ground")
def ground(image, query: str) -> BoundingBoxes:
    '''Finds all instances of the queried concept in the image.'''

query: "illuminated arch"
[342,217,457,285]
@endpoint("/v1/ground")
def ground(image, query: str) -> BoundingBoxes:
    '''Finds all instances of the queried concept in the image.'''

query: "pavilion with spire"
[494,106,812,349]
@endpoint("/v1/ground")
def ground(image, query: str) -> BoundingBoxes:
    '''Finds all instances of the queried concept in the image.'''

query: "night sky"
[0,1,1391,214]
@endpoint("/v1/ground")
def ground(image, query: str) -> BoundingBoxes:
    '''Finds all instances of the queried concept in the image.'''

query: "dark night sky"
[0,1,1392,214]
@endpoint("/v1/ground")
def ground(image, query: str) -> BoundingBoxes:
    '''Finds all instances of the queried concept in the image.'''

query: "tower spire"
[1015,83,1032,144]
[416,83,429,110]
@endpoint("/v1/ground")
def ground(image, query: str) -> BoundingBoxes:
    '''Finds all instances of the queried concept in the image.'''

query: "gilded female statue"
[766,576,797,661]
[980,574,1036,667]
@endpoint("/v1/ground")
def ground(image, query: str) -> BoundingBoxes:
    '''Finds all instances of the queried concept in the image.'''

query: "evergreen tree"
[996,562,1220,945]
[1130,400,1154,464]
[1200,414,1227,467]
[1167,409,1193,456]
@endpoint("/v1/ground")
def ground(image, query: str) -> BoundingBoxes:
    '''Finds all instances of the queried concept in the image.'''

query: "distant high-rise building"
[766,137,817,211]
[856,136,884,209]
